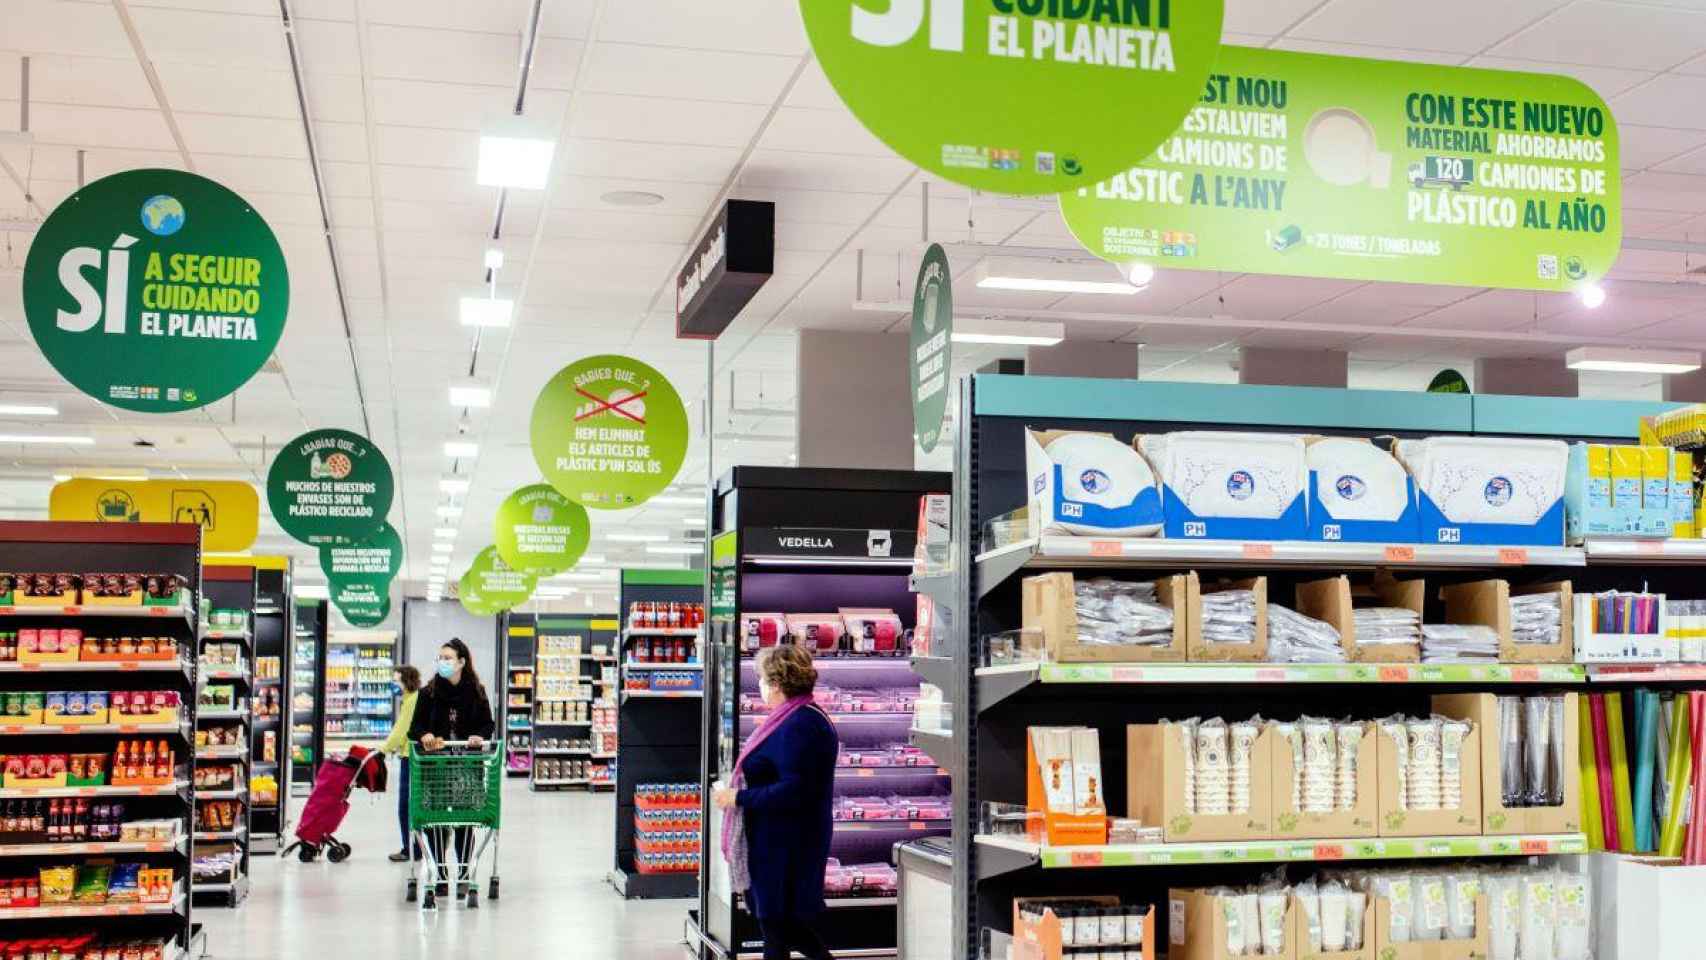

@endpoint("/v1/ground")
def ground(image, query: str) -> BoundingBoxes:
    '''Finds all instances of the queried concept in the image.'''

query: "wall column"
[1025,341,1138,379]
[1473,357,1578,397]
[1238,347,1348,387]
[795,329,914,470]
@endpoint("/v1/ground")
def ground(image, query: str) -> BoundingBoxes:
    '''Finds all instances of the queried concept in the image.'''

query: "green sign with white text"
[266,429,394,547]
[910,244,952,453]
[322,521,402,612]
[338,595,390,629]
[494,484,591,577]
[801,0,1224,195]
[22,169,288,412]
[1058,47,1622,292]
[463,545,536,613]
[530,354,688,510]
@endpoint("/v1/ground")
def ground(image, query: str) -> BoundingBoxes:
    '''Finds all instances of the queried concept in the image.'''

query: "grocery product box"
[1190,577,1266,662]
[1564,443,1670,541]
[1295,574,1422,664]
[1027,726,1108,846]
[1671,449,1695,539]
[1434,692,1580,836]
[1372,894,1487,960]
[43,692,111,726]
[1417,487,1564,546]
[1502,581,1574,663]
[1270,722,1376,840]
[1375,709,1482,838]
[1167,887,1297,960]
[17,628,80,663]
[9,574,80,607]
[1403,436,1568,547]
[1021,571,1194,664]
[1025,429,1164,539]
[1573,592,1669,663]
[1148,431,1310,542]
[1,692,45,726]
[1014,897,1155,960]
[1306,437,1419,544]
[1128,722,1274,842]
[1292,892,1373,960]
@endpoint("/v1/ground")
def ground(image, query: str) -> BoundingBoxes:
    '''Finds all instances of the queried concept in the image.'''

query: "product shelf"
[0,836,187,858]
[907,727,954,767]
[621,627,701,638]
[195,709,244,721]
[200,628,251,642]
[0,720,187,737]
[196,787,246,800]
[1581,537,1706,563]
[192,829,246,842]
[623,661,703,670]
[195,746,246,760]
[972,832,1588,879]
[1586,663,1706,682]
[0,887,185,920]
[621,690,702,701]
[0,659,191,676]
[0,602,195,621]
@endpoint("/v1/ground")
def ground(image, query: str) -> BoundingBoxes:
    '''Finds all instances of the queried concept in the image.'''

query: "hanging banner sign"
[494,484,591,577]
[321,521,402,592]
[1059,46,1622,292]
[463,545,536,613]
[266,429,394,546]
[1428,369,1471,394]
[910,244,953,454]
[530,354,689,510]
[677,200,775,340]
[49,478,259,551]
[800,0,1224,195]
[21,169,289,413]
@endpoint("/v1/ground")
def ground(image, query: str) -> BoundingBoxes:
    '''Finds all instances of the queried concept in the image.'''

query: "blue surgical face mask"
[436,661,455,680]
[391,681,403,694]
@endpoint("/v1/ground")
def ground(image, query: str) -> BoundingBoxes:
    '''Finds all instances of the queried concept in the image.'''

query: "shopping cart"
[405,739,502,909]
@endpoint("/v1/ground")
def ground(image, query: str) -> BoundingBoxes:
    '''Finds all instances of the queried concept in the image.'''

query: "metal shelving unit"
[247,564,292,851]
[531,614,619,793]
[503,613,536,778]
[195,563,255,907]
[322,629,396,741]
[289,599,327,795]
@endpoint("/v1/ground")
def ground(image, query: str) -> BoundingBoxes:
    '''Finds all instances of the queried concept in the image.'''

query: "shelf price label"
[1510,666,1540,683]
[1496,548,1529,565]
[19,663,40,672]
[1242,543,1275,560]
[1383,545,1416,563]
[1636,540,1665,556]
[1378,666,1412,683]
[1313,843,1346,861]
[1089,541,1123,557]
[1520,838,1550,855]
[1069,850,1105,867]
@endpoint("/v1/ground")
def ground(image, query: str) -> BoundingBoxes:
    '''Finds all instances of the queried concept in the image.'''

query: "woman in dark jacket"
[406,638,494,886]
[714,644,839,960]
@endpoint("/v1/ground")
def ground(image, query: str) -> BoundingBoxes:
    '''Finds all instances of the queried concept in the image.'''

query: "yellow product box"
[1610,446,1641,507]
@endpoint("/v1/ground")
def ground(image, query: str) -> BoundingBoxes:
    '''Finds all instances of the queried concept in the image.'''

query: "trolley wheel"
[488,878,499,901]
[466,888,479,909]
[327,843,350,864]
[421,888,437,910]
[297,845,318,863]
[405,879,417,903]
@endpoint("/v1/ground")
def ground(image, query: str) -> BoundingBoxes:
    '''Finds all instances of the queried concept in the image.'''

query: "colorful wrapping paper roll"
[1590,693,1620,850]
[1689,693,1706,865]
[1660,693,1692,858]
[1606,692,1638,852]
[1579,693,1605,851]
[1634,689,1659,852]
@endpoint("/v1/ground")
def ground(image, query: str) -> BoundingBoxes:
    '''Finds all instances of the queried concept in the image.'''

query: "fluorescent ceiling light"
[1580,284,1607,309]
[459,297,513,328]
[483,248,505,270]
[952,318,1066,347]
[477,135,555,189]
[0,404,57,416]
[443,440,479,458]
[439,475,471,494]
[574,554,606,565]
[52,469,148,483]
[646,544,703,556]
[681,518,706,527]
[1127,263,1156,287]
[449,380,492,408]
[435,504,463,518]
[646,496,703,507]
[0,434,94,445]
[296,584,328,600]
[431,542,454,554]
[607,533,668,543]
[433,527,458,539]
[974,256,1141,296]
[1566,346,1702,375]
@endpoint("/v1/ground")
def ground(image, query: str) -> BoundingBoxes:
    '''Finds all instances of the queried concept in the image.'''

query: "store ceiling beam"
[110,0,193,171]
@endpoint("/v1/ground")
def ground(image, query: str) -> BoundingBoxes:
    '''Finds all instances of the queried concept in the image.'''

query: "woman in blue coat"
[714,644,840,960]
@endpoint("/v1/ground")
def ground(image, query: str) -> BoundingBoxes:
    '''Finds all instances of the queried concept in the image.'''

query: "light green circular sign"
[463,545,536,613]
[910,244,953,453]
[800,0,1224,195]
[22,169,289,412]
[321,521,402,590]
[494,484,591,577]
[267,429,394,547]
[338,595,391,629]
[530,354,688,510]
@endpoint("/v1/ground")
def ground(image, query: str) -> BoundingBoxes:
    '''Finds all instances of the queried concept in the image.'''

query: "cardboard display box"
[1168,887,1297,960]
[1191,577,1267,662]
[1271,722,1377,840]
[1296,574,1422,663]
[1504,581,1575,663]
[1434,691,1581,836]
[1293,892,1374,960]
[1375,708,1483,837]
[1014,897,1155,960]
[1025,428,1165,540]
[1129,722,1274,843]
[1022,571,1195,664]
[1027,726,1108,846]
[1373,894,1488,960]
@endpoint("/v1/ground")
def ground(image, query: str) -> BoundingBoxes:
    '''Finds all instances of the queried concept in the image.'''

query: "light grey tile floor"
[200,777,694,958]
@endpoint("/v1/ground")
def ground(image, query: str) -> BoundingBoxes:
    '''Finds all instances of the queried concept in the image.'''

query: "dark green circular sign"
[22,169,289,412]
[1427,369,1471,394]
[338,595,391,629]
[530,354,689,510]
[910,244,953,453]
[493,484,590,577]
[322,521,402,600]
[266,429,394,547]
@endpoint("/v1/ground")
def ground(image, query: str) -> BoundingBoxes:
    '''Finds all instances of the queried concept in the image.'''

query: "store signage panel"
[676,200,774,340]
[530,354,689,510]
[321,521,401,600]
[910,244,954,455]
[22,169,289,413]
[1058,46,1622,292]
[744,527,918,560]
[339,596,390,628]
[49,478,259,552]
[800,0,1224,195]
[463,545,536,613]
[493,484,590,577]
[266,428,395,547]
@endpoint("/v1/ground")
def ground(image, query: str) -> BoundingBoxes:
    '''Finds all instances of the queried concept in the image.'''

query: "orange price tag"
[1378,666,1412,682]
[1069,850,1105,867]
[857,769,875,778]
[19,662,40,672]
[1497,548,1528,565]
[0,607,12,615]
[16,788,39,797]
[1510,666,1540,683]
[1242,543,1275,560]
[58,725,79,734]
[1520,839,1549,855]
[1,726,26,735]
[145,842,165,853]
[1383,545,1416,562]
[118,662,140,671]
[62,606,79,615]
[1254,668,1287,683]
[136,786,159,796]
[75,787,95,797]
[148,607,169,617]
[117,725,139,734]
[1089,541,1123,557]
[1313,844,1346,861]
[908,822,930,831]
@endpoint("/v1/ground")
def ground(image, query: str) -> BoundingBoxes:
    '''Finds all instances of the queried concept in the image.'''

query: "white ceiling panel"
[1467,56,1656,99]
[597,0,806,56]
[567,93,769,149]
[581,42,799,105]
[1488,1,1706,71]
[1291,0,1564,54]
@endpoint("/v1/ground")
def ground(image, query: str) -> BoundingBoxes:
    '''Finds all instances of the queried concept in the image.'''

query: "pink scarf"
[720,694,823,876]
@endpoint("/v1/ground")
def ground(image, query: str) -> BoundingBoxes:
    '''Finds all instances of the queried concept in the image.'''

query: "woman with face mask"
[406,638,495,889]
[712,644,839,960]
[381,665,421,863]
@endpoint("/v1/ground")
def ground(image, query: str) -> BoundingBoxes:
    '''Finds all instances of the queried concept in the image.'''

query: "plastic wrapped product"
[1511,593,1563,646]
[1336,722,1364,811]
[1177,718,1200,815]
[1302,719,1337,813]
[1259,892,1288,956]
[1076,906,1101,946]
[1124,905,1145,946]
[1519,871,1558,960]
[1156,431,1308,520]
[1548,694,1568,807]
[1100,907,1125,946]
[1421,623,1501,663]
[1525,697,1553,807]
[1320,883,1349,951]
[1498,697,1525,807]
[1554,871,1590,960]
[1344,891,1366,950]
[1222,895,1248,957]
[1407,719,1443,812]
[1231,721,1260,816]
[1240,893,1261,957]
[1441,721,1471,810]
[1195,719,1231,815]
[1444,872,1480,940]
[1075,579,1174,646]
[1268,603,1346,663]
[1272,722,1303,810]
[1296,881,1323,952]
[1040,431,1164,537]
[1486,875,1520,960]
[1353,607,1422,646]
[1380,718,1411,811]
[1414,874,1448,942]
[1201,590,1258,645]
[1374,874,1415,944]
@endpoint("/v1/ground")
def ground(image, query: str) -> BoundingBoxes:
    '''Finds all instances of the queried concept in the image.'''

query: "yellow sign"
[50,478,259,552]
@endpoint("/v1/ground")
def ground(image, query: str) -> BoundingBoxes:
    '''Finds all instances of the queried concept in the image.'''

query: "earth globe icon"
[140,195,185,236]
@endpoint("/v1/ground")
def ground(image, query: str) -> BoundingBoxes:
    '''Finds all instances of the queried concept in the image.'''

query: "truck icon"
[1409,157,1474,190]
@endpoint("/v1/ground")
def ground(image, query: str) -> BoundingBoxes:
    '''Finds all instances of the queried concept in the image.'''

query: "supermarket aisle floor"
[200,779,693,959]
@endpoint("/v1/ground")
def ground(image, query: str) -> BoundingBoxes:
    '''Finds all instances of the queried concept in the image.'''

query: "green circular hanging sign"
[463,545,536,613]
[338,595,391,629]
[331,578,388,612]
[799,0,1225,195]
[910,244,953,453]
[266,429,394,547]
[322,521,402,596]
[530,354,688,510]
[21,169,289,412]
[494,484,591,577]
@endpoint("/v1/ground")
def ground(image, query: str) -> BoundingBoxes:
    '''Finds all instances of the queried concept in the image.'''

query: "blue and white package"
[1401,436,1567,545]
[1145,431,1309,540]
[1024,429,1163,537]
[1305,437,1418,542]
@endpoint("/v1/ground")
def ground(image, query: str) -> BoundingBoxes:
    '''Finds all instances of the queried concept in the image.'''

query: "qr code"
[1036,151,1055,175]
[1537,254,1559,280]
